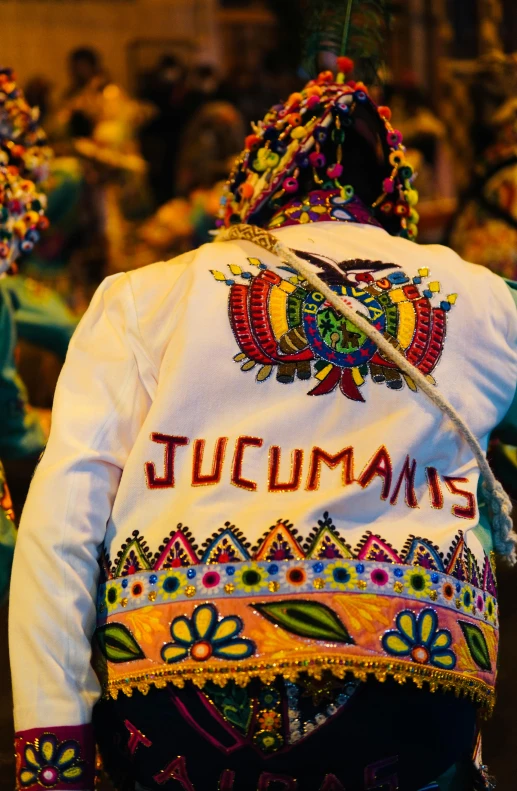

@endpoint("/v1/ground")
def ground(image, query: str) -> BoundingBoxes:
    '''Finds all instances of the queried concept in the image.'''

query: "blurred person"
[183,62,222,117]
[175,101,244,196]
[47,77,155,289]
[0,72,54,591]
[450,96,517,281]
[64,47,105,101]
[51,50,110,147]
[138,55,186,116]
[24,76,53,126]
[8,10,517,791]
[139,54,188,205]
[222,63,264,128]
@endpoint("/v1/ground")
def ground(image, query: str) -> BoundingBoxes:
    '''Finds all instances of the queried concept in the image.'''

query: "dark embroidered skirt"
[94,674,486,791]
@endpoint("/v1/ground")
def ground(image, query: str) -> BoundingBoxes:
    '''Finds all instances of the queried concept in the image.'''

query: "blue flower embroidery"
[19,734,85,788]
[161,603,256,664]
[382,608,456,670]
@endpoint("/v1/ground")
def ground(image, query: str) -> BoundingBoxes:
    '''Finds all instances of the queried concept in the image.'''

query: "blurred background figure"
[175,100,244,195]
[450,55,517,281]
[64,47,106,101]
[138,54,188,205]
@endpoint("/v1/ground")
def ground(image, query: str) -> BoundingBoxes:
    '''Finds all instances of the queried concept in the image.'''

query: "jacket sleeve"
[9,272,152,791]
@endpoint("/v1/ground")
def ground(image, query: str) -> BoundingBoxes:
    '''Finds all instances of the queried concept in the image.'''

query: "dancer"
[0,78,50,459]
[10,5,517,790]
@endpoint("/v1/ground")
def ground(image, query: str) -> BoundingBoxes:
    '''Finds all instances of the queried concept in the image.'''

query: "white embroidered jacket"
[9,222,517,790]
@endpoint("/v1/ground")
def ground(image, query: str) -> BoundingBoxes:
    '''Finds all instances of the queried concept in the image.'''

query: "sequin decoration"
[210,256,456,402]
[95,516,498,713]
[100,515,493,595]
[217,68,419,240]
[15,726,93,791]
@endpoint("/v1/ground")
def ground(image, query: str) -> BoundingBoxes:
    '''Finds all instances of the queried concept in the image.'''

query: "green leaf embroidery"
[96,623,145,663]
[205,681,253,734]
[253,599,354,644]
[458,621,492,672]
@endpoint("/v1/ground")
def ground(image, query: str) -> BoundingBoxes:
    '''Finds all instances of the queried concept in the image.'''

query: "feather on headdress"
[218,0,418,240]
[301,0,391,84]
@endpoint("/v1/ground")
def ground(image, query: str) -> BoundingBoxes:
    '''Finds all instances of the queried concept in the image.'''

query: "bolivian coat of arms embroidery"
[211,253,456,403]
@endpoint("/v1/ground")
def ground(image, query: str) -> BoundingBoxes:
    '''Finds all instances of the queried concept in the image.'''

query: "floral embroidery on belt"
[161,603,255,664]
[382,608,456,669]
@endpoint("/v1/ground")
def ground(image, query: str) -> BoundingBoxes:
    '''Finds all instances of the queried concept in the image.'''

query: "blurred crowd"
[17,48,454,303]
[19,47,304,301]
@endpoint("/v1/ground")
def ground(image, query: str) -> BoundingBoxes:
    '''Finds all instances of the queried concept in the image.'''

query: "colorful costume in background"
[450,99,517,282]
[9,59,517,791]
[0,66,53,677]
[0,68,59,459]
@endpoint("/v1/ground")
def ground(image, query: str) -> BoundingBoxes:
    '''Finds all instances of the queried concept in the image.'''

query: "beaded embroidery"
[101,515,496,593]
[15,727,92,791]
[211,256,456,402]
[95,516,498,712]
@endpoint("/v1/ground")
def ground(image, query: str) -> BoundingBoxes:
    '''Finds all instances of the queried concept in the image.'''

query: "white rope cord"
[217,224,516,562]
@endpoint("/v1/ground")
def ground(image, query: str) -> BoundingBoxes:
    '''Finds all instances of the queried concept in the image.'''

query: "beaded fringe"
[103,654,495,716]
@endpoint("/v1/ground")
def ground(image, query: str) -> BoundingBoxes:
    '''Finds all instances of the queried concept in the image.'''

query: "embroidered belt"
[95,556,498,712]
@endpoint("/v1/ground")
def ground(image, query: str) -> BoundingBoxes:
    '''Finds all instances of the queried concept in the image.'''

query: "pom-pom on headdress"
[217,0,419,240]
[0,167,48,275]
[0,68,52,184]
[0,68,50,275]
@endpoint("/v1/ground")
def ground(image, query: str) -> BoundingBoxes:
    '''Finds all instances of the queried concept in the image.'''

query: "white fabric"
[9,222,517,730]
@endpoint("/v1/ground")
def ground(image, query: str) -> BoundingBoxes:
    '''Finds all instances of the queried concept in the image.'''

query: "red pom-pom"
[378,106,392,121]
[245,134,261,151]
[337,56,354,75]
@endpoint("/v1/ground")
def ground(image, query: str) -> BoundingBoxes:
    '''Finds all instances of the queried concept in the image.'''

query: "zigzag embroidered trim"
[100,514,497,595]
[101,653,496,715]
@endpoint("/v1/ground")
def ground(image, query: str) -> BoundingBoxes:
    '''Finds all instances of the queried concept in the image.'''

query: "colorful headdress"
[218,0,418,239]
[0,67,52,184]
[217,59,419,239]
[0,167,48,274]
[0,68,50,274]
